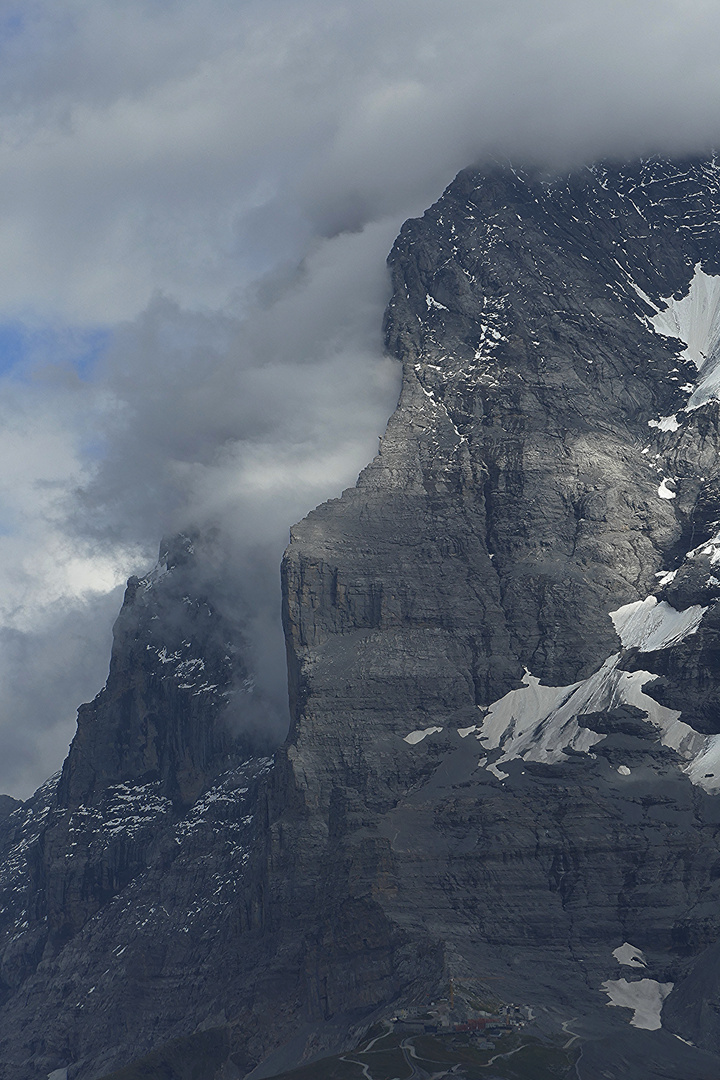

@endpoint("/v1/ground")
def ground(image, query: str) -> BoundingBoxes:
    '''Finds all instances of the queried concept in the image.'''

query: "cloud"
[3,0,720,795]
[0,215,401,797]
[2,1,720,323]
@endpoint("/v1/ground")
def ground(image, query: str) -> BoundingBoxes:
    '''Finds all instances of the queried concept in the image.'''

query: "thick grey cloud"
[3,0,720,796]
[1,0,720,321]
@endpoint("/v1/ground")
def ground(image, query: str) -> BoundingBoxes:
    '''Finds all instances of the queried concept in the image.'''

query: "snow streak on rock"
[404,726,443,745]
[475,668,605,780]
[474,652,720,793]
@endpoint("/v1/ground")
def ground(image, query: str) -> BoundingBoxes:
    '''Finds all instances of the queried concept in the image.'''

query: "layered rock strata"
[277,158,720,1078]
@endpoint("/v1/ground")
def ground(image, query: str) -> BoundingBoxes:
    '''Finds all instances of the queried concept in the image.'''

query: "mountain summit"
[4,158,720,1079]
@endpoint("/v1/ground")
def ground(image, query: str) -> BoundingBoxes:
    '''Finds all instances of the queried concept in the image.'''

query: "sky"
[4,0,720,797]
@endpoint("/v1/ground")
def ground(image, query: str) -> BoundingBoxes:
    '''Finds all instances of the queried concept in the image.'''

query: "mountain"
[4,158,720,1079]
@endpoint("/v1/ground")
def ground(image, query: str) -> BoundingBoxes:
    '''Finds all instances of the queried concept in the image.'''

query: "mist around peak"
[5,0,720,794]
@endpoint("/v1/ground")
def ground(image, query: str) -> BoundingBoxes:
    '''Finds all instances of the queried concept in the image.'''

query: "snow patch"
[688,532,720,565]
[613,943,647,968]
[658,478,676,499]
[650,264,720,410]
[648,415,679,432]
[475,665,610,778]
[404,726,443,745]
[473,321,507,358]
[476,653,720,793]
[601,978,673,1030]
[617,765,631,776]
[651,264,720,371]
[426,293,448,311]
[609,596,707,652]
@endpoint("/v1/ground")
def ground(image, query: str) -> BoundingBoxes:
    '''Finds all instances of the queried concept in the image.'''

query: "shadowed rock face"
[5,160,720,1079]
[0,536,277,1078]
[57,533,249,814]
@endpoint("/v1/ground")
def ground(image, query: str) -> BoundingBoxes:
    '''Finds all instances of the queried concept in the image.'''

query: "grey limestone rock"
[277,157,720,1077]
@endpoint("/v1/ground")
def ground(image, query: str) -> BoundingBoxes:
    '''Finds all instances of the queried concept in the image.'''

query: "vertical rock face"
[277,159,720,1076]
[6,159,720,1079]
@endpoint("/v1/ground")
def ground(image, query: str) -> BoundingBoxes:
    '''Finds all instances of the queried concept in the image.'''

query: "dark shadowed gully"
[6,159,720,1079]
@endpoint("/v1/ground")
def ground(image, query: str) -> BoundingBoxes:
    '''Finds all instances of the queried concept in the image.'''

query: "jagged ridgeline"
[6,159,720,1079]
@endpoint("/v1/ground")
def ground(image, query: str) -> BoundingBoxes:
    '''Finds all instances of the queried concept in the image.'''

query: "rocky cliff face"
[276,158,720,1078]
[4,158,720,1079]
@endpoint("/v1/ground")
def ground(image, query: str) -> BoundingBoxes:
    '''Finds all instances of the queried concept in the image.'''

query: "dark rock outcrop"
[58,533,249,812]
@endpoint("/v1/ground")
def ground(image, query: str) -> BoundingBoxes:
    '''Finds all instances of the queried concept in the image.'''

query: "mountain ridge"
[4,157,720,1078]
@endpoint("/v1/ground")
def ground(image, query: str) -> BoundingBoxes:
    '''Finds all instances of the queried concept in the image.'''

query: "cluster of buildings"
[391,999,532,1038]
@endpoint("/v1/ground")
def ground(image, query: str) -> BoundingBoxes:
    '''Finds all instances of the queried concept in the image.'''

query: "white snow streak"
[404,726,443,745]
[475,653,720,793]
[658,477,676,499]
[476,664,611,780]
[627,277,660,313]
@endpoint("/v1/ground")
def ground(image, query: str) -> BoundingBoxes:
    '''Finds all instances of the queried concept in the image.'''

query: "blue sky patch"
[0,320,111,380]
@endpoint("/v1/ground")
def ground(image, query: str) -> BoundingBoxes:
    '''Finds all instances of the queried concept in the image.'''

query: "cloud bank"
[4,0,720,795]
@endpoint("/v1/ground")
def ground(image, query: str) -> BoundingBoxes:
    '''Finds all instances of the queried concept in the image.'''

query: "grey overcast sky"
[2,0,720,797]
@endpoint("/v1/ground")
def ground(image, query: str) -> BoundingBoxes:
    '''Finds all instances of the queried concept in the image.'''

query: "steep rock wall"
[275,158,720,1077]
